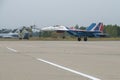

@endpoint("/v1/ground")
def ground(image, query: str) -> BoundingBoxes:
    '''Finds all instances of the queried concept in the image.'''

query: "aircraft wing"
[41,26,68,31]
[69,29,101,33]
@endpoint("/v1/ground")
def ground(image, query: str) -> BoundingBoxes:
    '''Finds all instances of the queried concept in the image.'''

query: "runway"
[0,41,120,80]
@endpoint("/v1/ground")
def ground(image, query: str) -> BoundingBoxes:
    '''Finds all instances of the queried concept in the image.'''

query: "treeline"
[104,25,120,37]
[1,24,120,38]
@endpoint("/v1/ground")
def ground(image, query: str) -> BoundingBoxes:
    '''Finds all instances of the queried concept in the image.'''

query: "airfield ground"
[0,41,120,80]
[0,37,120,41]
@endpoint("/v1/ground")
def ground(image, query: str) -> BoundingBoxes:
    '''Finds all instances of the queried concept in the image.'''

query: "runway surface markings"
[6,47,101,80]
[37,58,101,80]
[6,47,18,52]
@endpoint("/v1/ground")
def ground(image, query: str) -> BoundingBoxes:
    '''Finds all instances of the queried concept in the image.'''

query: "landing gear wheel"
[78,37,81,41]
[84,36,87,41]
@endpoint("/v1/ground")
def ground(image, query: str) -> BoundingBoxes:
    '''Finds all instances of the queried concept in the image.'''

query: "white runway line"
[5,46,101,80]
[6,47,18,52]
[37,58,101,80]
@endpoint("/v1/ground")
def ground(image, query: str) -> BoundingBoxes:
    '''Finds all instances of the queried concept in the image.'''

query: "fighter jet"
[41,23,107,41]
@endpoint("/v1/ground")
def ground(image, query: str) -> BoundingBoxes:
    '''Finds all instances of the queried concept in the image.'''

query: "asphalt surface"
[0,41,120,80]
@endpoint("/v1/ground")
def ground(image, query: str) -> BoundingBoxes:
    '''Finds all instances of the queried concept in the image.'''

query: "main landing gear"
[78,36,88,41]
[78,37,81,41]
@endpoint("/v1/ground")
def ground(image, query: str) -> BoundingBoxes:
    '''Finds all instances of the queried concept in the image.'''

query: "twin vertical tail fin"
[99,23,104,32]
[94,22,104,32]
[86,23,96,31]
[87,22,104,32]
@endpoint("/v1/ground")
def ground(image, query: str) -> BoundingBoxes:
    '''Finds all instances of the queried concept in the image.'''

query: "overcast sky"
[0,0,120,29]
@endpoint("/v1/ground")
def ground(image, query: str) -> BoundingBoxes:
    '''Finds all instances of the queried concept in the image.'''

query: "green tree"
[104,24,120,37]
[75,24,79,29]
[79,26,86,30]
[42,31,52,37]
